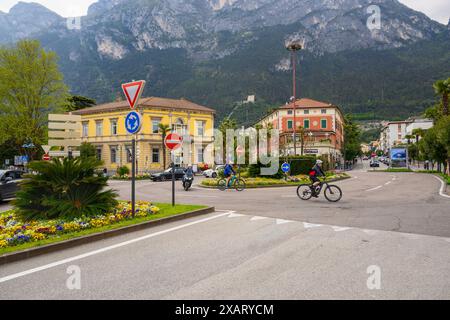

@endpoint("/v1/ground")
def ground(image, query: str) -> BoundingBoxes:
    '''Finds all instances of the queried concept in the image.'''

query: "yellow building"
[72,97,215,174]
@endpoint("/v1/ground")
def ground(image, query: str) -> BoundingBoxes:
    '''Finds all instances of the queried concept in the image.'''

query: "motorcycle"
[182,175,194,191]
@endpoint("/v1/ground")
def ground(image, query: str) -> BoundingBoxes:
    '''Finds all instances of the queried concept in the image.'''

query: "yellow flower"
[150,206,160,214]
[0,240,7,248]
[31,233,46,241]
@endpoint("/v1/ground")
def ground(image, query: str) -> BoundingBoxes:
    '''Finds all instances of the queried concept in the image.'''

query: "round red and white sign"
[164,133,183,151]
[42,154,51,161]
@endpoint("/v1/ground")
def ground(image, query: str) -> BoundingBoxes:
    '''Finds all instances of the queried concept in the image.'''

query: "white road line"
[251,216,269,221]
[365,185,383,192]
[385,181,392,186]
[432,175,450,199]
[0,211,232,284]
[276,219,294,225]
[303,222,323,229]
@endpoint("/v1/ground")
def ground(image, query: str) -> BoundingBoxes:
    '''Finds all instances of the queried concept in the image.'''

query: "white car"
[203,165,225,178]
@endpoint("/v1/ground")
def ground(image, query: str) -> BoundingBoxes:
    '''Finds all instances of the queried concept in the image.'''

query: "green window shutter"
[304,120,310,129]
[321,119,327,129]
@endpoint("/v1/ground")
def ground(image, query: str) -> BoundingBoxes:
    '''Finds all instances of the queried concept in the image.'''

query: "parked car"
[203,165,225,178]
[363,156,369,161]
[150,167,186,181]
[370,160,380,168]
[0,170,24,201]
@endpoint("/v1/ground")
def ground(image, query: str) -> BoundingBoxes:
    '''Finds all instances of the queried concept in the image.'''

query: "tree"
[435,115,450,174]
[14,157,118,221]
[0,40,68,159]
[343,115,362,161]
[80,142,97,159]
[65,95,96,112]
[419,126,447,173]
[158,123,171,169]
[433,78,450,116]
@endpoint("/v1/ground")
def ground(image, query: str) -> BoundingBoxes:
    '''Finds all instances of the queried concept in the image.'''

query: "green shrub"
[117,165,130,176]
[286,156,316,175]
[248,161,284,179]
[14,157,118,221]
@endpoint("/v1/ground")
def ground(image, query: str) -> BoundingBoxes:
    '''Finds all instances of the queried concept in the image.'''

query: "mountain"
[1,0,449,123]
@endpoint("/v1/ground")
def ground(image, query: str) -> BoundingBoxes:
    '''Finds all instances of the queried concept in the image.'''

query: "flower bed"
[111,174,153,181]
[0,201,160,249]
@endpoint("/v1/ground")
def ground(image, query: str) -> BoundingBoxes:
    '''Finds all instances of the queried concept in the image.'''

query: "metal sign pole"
[172,152,176,207]
[132,138,136,217]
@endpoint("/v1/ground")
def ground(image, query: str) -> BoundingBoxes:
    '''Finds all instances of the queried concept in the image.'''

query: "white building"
[379,118,434,153]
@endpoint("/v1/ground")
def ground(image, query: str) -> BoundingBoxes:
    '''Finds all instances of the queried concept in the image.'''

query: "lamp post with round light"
[286,40,303,156]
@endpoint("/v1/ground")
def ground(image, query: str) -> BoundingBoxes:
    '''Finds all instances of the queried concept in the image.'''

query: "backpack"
[309,170,316,177]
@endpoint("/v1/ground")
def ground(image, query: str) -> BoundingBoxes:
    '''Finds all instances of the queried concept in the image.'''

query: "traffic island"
[0,202,214,265]
[200,173,350,189]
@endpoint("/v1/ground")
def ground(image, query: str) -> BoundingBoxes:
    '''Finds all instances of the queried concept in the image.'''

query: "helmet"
[316,159,323,165]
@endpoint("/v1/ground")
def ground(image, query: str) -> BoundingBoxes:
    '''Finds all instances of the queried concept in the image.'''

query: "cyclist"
[309,159,326,197]
[224,162,236,187]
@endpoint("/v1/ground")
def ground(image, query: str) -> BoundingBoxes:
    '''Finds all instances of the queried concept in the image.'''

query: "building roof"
[72,97,216,115]
[279,98,334,109]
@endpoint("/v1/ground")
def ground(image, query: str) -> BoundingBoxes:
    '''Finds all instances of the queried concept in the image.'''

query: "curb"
[198,176,351,189]
[0,206,215,265]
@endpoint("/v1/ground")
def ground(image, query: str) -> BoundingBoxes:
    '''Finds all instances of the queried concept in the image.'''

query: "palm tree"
[433,78,450,116]
[158,123,171,169]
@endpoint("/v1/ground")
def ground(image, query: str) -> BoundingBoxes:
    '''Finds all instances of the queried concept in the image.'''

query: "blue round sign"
[125,111,142,134]
[281,162,290,173]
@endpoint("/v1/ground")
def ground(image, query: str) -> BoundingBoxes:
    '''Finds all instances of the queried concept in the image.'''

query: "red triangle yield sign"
[121,80,146,109]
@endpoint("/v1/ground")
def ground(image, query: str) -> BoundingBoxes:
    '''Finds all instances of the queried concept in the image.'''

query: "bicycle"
[296,179,342,202]
[217,175,246,192]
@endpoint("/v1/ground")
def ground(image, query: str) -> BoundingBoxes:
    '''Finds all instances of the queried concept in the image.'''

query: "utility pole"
[287,41,303,156]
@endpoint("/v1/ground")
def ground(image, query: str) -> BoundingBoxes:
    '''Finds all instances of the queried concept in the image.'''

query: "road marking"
[365,185,382,192]
[228,213,245,218]
[0,211,232,284]
[385,181,392,186]
[432,175,450,199]
[276,219,294,225]
[303,222,323,229]
[332,226,352,232]
[362,229,379,235]
[251,216,269,221]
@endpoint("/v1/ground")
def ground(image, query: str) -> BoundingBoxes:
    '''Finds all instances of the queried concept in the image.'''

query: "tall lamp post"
[286,40,303,156]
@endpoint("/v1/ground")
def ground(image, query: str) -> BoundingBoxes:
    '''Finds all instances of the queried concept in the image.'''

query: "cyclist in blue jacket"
[223,162,236,187]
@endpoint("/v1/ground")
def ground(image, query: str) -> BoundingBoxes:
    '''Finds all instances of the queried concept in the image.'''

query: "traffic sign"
[42,154,51,161]
[122,80,146,109]
[42,145,51,154]
[125,111,142,134]
[165,133,183,151]
[281,162,291,173]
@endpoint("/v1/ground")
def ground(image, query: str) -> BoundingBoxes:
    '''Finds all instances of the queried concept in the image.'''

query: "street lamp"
[286,40,304,156]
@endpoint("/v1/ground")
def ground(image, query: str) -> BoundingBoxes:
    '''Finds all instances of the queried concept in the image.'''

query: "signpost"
[165,133,183,206]
[281,162,290,181]
[122,80,146,217]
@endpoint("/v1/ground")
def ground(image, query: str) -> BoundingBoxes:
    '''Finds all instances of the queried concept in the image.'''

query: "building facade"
[380,118,433,154]
[73,97,215,174]
[256,98,345,162]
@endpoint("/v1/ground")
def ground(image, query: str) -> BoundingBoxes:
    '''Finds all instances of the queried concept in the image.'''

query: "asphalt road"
[1,161,449,299]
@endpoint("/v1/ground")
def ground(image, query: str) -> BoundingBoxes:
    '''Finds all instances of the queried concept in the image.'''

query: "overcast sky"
[0,0,449,24]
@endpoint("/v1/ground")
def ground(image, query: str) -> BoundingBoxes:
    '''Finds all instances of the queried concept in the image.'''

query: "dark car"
[0,170,24,201]
[370,160,380,168]
[150,168,186,181]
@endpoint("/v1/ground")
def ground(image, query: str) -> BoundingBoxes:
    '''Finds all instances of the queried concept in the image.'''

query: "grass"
[379,168,413,173]
[0,203,206,256]
[201,173,350,188]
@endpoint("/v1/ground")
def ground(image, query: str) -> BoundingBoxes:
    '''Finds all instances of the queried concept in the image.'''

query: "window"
[304,119,310,129]
[304,110,310,115]
[152,118,161,134]
[110,119,118,135]
[126,145,132,163]
[321,119,327,129]
[96,121,103,136]
[196,120,205,136]
[287,120,293,129]
[287,110,293,115]
[110,146,118,164]
[321,109,327,114]
[152,148,160,163]
[96,147,102,161]
[197,147,204,163]
[82,122,89,137]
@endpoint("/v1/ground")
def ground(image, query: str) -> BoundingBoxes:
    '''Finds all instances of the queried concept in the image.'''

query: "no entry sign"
[165,133,183,151]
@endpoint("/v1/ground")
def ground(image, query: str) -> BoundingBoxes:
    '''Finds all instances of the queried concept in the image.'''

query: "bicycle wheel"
[234,179,246,192]
[297,184,313,200]
[324,185,342,202]
[217,179,227,191]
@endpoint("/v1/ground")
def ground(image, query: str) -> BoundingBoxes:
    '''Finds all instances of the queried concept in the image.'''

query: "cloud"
[399,0,449,24]
[0,0,98,17]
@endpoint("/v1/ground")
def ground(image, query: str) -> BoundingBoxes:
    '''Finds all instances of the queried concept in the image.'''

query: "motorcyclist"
[183,165,194,184]
[309,159,326,197]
